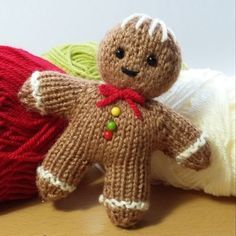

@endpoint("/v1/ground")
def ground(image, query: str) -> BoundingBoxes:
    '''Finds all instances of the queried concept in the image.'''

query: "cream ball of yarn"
[151,68,235,196]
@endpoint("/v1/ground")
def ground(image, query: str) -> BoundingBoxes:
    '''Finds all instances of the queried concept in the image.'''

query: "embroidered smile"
[121,67,139,77]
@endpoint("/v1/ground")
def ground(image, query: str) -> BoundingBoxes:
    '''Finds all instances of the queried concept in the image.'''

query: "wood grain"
[0,167,235,236]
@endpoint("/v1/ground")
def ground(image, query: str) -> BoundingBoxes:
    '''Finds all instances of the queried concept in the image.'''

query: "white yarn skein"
[151,68,235,197]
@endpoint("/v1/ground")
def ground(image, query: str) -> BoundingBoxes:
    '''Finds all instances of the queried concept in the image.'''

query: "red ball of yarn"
[0,46,67,201]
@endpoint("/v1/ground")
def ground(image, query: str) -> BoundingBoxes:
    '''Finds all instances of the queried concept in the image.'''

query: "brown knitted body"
[18,14,211,228]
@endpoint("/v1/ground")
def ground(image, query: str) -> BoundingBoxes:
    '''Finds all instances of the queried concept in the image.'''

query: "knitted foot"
[36,124,91,201]
[108,209,144,228]
[100,195,148,228]
[36,166,76,201]
[100,160,150,228]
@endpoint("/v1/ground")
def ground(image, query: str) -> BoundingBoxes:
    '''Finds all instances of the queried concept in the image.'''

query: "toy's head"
[97,14,182,99]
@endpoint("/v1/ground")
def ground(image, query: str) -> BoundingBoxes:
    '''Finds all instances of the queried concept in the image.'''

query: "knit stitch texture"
[19,15,211,227]
[0,46,66,201]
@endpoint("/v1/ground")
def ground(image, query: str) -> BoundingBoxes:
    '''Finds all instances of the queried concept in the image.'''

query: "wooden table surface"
[0,167,235,236]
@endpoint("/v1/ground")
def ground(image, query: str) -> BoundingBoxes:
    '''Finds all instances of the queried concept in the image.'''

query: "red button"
[103,130,113,140]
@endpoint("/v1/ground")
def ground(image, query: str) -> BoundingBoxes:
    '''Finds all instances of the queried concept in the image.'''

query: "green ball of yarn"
[42,42,101,80]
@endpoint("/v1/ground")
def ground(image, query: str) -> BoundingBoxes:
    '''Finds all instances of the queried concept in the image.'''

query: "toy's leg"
[36,126,91,201]
[100,157,150,228]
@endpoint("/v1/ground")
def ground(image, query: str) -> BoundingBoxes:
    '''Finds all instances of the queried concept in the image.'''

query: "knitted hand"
[19,14,211,228]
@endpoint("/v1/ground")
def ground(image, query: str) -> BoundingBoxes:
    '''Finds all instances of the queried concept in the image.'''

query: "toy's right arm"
[18,71,90,117]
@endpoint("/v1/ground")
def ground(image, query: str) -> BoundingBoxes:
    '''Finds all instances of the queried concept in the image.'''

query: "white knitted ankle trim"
[37,166,76,192]
[30,71,45,114]
[176,133,207,164]
[98,194,149,211]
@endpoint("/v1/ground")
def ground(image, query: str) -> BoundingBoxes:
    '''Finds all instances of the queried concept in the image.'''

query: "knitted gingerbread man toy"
[19,14,211,228]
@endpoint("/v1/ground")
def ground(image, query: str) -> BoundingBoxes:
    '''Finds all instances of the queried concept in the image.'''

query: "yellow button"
[111,106,121,117]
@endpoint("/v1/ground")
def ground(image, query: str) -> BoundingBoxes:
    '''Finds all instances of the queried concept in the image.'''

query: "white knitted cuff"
[37,166,76,193]
[98,194,149,211]
[30,71,45,114]
[176,133,207,164]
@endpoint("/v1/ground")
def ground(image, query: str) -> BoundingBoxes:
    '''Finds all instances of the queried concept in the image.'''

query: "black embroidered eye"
[147,54,157,67]
[115,47,125,59]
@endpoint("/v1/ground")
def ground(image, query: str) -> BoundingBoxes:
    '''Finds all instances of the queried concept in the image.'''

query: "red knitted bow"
[96,84,145,119]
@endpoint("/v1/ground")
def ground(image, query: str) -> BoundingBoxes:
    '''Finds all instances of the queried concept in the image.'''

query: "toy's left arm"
[153,103,211,171]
